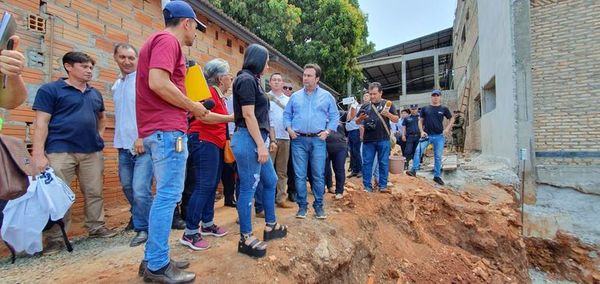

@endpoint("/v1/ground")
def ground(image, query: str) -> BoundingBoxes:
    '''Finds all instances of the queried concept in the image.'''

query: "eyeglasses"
[283,87,293,90]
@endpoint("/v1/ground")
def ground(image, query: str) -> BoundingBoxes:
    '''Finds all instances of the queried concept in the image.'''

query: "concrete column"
[434,54,440,89]
[512,0,537,205]
[401,58,407,96]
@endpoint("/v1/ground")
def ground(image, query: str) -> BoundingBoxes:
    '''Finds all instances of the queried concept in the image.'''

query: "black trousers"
[404,135,420,163]
[221,162,238,204]
[325,149,347,194]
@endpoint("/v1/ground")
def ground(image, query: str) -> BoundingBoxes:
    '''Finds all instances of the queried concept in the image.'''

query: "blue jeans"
[231,128,277,235]
[325,149,347,194]
[185,133,223,232]
[360,144,379,180]
[412,134,445,177]
[118,149,153,232]
[143,131,188,271]
[347,130,361,174]
[291,136,326,210]
[362,140,390,191]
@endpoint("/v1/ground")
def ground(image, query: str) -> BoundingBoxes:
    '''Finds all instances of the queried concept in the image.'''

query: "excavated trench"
[1,174,598,283]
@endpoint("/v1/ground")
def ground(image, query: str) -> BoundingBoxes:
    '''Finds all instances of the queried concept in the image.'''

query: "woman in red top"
[179,58,234,251]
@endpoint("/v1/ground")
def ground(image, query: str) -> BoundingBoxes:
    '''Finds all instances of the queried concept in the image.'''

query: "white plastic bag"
[1,169,75,254]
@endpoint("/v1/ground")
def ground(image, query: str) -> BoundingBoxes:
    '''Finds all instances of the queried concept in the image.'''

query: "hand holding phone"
[1,36,24,85]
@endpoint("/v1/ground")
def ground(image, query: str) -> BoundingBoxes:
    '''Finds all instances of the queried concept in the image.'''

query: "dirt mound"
[338,174,529,283]
[526,231,600,283]
[0,174,529,283]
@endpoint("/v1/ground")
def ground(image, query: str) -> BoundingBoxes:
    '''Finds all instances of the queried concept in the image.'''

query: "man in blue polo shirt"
[31,51,117,255]
[283,63,339,220]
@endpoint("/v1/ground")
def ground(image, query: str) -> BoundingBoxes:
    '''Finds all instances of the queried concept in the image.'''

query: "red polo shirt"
[136,31,188,138]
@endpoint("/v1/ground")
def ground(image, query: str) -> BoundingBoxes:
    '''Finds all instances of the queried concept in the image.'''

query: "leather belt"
[297,132,320,137]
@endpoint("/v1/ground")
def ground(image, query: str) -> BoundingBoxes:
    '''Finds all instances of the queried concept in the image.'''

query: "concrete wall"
[453,0,481,151]
[530,0,600,167]
[524,0,600,247]
[525,185,600,246]
[477,0,518,166]
[393,90,457,111]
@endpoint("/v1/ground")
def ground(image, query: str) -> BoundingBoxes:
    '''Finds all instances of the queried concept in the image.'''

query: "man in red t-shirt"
[136,1,208,283]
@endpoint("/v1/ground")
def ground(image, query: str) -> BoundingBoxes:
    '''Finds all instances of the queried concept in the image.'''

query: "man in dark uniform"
[401,104,420,171]
[452,110,465,153]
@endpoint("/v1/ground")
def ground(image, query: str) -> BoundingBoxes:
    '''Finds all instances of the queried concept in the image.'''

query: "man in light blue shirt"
[112,43,153,247]
[267,73,293,208]
[283,63,339,219]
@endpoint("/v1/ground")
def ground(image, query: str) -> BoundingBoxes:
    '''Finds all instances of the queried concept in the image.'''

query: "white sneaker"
[335,193,343,199]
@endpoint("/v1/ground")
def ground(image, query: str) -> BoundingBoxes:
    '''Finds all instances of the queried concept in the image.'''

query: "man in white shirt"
[267,73,294,208]
[112,43,153,247]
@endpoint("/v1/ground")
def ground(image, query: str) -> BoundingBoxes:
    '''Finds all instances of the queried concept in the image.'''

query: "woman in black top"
[230,44,287,258]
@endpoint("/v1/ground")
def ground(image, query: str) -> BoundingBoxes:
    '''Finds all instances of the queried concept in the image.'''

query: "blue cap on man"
[163,0,207,32]
[431,89,442,96]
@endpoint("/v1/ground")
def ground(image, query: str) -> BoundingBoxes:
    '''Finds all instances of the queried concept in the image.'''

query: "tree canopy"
[209,0,374,95]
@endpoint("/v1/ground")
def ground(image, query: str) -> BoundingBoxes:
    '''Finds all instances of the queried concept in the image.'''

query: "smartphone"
[0,12,16,89]
[0,12,16,50]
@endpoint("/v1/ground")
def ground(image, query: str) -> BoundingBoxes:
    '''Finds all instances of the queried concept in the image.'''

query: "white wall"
[477,0,518,166]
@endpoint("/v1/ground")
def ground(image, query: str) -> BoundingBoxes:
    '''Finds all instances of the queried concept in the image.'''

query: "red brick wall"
[1,0,303,216]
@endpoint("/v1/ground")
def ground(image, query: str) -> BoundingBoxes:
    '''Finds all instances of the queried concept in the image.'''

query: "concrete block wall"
[530,0,600,167]
[1,0,304,216]
[452,0,482,151]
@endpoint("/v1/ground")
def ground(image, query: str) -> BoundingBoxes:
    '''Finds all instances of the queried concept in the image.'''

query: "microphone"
[202,99,215,110]
[382,100,392,113]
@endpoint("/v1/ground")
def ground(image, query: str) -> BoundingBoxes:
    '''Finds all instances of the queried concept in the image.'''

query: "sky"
[358,0,457,51]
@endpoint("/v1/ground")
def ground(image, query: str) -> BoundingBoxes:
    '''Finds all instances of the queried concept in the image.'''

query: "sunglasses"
[283,87,293,90]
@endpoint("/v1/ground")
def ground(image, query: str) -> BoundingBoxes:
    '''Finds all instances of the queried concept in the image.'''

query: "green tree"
[208,0,374,95]
[209,0,301,51]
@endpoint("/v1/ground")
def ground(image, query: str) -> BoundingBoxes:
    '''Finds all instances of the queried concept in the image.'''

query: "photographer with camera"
[405,89,454,185]
[357,82,398,193]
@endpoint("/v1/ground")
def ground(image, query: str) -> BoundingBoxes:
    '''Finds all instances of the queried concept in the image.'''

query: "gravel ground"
[1,229,141,283]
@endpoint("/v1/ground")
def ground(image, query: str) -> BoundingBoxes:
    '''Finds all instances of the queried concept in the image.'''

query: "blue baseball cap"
[409,104,418,109]
[163,1,207,32]
[431,89,442,96]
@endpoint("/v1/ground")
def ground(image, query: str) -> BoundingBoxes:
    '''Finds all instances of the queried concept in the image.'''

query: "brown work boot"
[89,227,118,238]
[276,201,294,209]
[44,240,66,256]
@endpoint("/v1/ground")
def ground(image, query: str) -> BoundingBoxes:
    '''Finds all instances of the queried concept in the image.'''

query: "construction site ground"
[0,154,597,283]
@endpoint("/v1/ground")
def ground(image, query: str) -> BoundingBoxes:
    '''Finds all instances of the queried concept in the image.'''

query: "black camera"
[364,120,376,131]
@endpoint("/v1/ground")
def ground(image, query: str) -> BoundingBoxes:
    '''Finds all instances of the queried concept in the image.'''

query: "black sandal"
[238,234,267,258]
[264,223,288,241]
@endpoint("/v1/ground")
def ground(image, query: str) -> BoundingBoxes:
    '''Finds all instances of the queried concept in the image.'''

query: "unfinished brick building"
[453,0,600,273]
[1,0,340,222]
